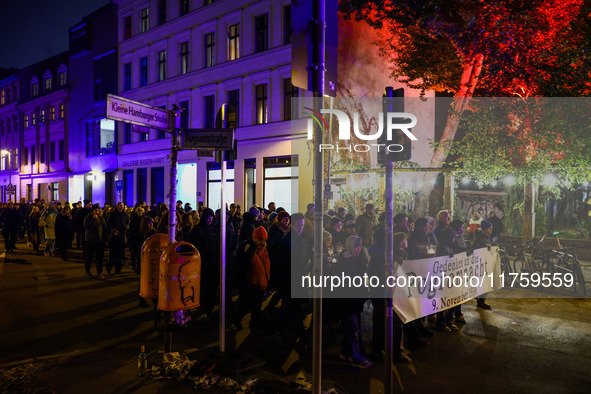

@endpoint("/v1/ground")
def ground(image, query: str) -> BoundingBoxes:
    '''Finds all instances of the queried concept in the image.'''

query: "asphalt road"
[1,242,591,393]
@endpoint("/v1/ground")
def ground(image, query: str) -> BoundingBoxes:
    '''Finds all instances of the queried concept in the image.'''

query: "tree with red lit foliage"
[340,0,591,215]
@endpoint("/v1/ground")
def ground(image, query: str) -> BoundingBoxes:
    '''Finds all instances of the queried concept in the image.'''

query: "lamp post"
[1,149,11,202]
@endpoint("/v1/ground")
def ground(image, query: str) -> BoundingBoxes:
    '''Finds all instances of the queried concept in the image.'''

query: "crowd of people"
[0,197,504,370]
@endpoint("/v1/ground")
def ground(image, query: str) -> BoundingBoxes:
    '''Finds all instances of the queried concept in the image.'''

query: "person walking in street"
[0,202,20,253]
[55,205,73,260]
[84,204,108,279]
[232,226,271,333]
[106,228,125,276]
[39,202,58,257]
[107,202,129,243]
[25,206,42,252]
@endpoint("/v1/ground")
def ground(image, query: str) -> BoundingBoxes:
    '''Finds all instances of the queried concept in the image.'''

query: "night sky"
[0,0,111,69]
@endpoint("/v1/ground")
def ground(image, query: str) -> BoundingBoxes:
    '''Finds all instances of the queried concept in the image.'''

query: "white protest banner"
[391,247,501,323]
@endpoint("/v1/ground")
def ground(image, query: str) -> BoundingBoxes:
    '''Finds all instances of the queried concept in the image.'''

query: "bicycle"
[497,241,514,283]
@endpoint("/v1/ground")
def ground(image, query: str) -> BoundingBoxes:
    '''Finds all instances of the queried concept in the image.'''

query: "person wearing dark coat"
[407,217,431,259]
[106,228,125,276]
[76,200,93,254]
[107,202,129,242]
[337,235,371,368]
[214,209,236,311]
[0,202,20,253]
[238,208,261,244]
[127,205,145,273]
[264,213,291,312]
[467,220,494,310]
[55,206,74,260]
[84,205,108,279]
[187,208,219,318]
[433,210,459,332]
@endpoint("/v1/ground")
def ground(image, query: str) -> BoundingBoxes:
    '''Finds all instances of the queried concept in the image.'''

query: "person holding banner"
[337,235,371,369]
[468,220,493,310]
[434,210,460,332]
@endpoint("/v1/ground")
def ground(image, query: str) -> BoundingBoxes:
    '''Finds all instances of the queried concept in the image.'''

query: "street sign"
[106,94,170,130]
[6,183,16,194]
[115,180,124,191]
[181,129,234,150]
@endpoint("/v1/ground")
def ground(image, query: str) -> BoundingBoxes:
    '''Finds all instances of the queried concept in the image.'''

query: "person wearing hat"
[84,204,108,279]
[268,212,278,226]
[467,219,493,310]
[238,206,262,244]
[233,226,271,332]
[187,208,219,319]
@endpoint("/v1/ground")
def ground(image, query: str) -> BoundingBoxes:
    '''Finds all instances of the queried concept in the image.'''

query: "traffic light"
[378,87,411,165]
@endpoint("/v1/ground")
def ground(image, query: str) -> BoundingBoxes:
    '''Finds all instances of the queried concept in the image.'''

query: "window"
[0,90,4,105]
[180,0,190,15]
[158,50,166,81]
[5,88,10,104]
[69,23,88,55]
[86,118,115,156]
[44,76,52,91]
[228,24,240,60]
[124,16,132,39]
[180,42,189,75]
[31,112,36,127]
[207,161,234,210]
[283,5,292,45]
[124,123,132,144]
[31,146,36,166]
[50,106,56,121]
[6,118,10,134]
[31,80,39,96]
[283,78,298,120]
[255,84,268,124]
[264,155,298,214]
[12,148,17,171]
[24,147,28,165]
[204,95,215,128]
[140,7,149,33]
[158,0,166,25]
[59,104,65,119]
[157,106,166,139]
[24,114,29,129]
[124,63,132,90]
[255,14,269,53]
[50,141,56,161]
[12,116,17,132]
[93,51,117,102]
[180,100,189,129]
[58,70,67,86]
[140,57,148,86]
[138,126,148,142]
[40,143,45,164]
[204,0,215,5]
[58,140,64,160]
[40,109,45,125]
[52,182,59,201]
[227,89,239,127]
[0,120,3,135]
[204,33,215,68]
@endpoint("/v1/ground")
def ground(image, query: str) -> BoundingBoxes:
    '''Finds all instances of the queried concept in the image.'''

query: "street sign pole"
[385,160,394,394]
[219,151,227,353]
[312,1,325,393]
